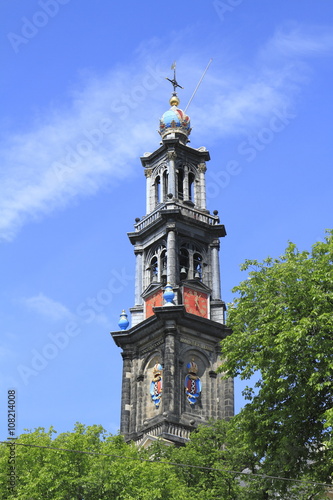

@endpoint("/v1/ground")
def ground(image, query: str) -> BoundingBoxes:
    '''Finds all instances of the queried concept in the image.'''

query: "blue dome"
[162,109,179,127]
[159,105,191,143]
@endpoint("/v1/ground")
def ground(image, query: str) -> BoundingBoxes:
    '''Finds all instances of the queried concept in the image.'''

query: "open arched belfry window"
[179,242,204,281]
[146,244,167,286]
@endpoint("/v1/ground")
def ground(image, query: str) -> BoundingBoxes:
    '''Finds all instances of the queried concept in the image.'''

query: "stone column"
[163,324,177,414]
[167,150,177,198]
[144,168,152,214]
[136,373,144,431]
[129,358,138,434]
[209,369,218,420]
[211,240,221,300]
[120,351,133,437]
[166,227,176,285]
[134,249,143,305]
[223,377,234,420]
[198,163,207,210]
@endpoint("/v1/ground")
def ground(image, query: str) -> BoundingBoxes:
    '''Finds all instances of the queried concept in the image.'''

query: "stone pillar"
[163,324,177,414]
[167,150,177,198]
[120,351,133,437]
[166,227,176,285]
[136,373,144,431]
[176,359,184,417]
[144,168,152,214]
[134,249,143,305]
[198,163,207,210]
[129,358,138,434]
[211,240,221,300]
[209,369,218,420]
[223,377,234,420]
[193,169,199,207]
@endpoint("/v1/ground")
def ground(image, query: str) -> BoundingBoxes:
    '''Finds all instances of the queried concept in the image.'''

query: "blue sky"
[1,0,333,440]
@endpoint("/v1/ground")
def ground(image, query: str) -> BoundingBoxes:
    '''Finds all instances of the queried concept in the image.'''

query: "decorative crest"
[185,358,201,405]
[150,363,163,408]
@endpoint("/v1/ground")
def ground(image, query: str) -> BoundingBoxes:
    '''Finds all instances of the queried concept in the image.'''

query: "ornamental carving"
[144,168,153,178]
[210,239,220,250]
[167,150,177,161]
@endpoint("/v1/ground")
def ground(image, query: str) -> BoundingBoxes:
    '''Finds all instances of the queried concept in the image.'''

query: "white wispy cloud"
[0,23,332,241]
[189,24,333,139]
[22,293,73,321]
[0,61,165,241]
[266,24,333,57]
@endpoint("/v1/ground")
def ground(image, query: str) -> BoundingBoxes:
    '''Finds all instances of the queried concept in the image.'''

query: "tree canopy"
[1,423,191,500]
[1,419,329,499]
[1,421,246,499]
[221,230,333,494]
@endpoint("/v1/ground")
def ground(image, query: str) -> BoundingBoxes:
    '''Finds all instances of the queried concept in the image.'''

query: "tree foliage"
[0,423,190,499]
[221,230,333,493]
[0,421,243,499]
[0,418,329,499]
[157,419,244,499]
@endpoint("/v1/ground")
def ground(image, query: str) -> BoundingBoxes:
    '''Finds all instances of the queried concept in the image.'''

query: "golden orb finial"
[169,95,180,107]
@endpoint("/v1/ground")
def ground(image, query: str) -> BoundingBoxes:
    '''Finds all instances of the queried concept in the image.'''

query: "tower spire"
[159,64,191,143]
[111,67,234,447]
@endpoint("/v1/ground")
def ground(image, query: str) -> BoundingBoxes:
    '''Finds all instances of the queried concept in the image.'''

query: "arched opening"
[179,247,189,280]
[150,256,158,282]
[163,170,168,202]
[188,172,195,202]
[155,176,161,204]
[146,244,167,286]
[177,168,184,200]
[179,243,205,281]
[193,252,203,280]
[161,249,167,284]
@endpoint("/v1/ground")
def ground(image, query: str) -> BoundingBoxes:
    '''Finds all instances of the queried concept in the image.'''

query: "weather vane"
[166,62,184,93]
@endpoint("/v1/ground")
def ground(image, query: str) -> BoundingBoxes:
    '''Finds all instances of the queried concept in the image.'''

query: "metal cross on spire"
[166,62,184,93]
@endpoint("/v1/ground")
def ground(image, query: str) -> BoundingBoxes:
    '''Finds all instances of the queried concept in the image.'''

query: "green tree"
[221,230,333,497]
[0,423,190,499]
[167,419,244,499]
[0,424,106,499]
[2,419,327,498]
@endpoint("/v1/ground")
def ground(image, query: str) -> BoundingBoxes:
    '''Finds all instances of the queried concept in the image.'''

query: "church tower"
[111,78,234,446]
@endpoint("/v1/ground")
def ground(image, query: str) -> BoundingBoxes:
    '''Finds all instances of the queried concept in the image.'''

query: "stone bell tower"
[111,79,234,446]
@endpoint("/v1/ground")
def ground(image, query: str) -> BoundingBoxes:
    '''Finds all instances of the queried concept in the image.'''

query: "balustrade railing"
[134,202,219,232]
[134,204,165,232]
[180,205,219,225]
[136,422,191,446]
